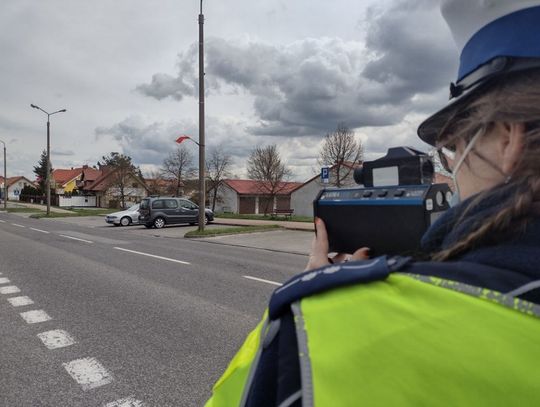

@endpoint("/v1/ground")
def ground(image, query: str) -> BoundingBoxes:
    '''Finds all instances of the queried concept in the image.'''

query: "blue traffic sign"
[321,167,330,183]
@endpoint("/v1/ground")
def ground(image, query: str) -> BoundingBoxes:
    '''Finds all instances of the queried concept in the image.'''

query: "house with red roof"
[49,164,149,208]
[0,176,36,201]
[211,179,303,214]
[78,166,149,208]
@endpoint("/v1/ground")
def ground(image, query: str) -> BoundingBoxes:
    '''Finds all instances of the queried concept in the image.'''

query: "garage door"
[239,197,256,214]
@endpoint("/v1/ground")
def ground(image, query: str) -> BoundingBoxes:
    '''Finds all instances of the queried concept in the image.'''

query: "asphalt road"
[0,213,308,406]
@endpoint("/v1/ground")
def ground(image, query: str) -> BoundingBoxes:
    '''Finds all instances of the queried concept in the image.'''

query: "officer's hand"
[305,218,370,271]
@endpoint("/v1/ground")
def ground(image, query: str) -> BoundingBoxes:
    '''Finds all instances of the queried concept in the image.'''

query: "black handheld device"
[313,147,452,256]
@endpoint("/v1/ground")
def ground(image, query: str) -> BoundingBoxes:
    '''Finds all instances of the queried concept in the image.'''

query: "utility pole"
[198,0,206,231]
[30,104,66,216]
[0,139,6,210]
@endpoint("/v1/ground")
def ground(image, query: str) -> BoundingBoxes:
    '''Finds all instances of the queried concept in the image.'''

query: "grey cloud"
[94,115,257,169]
[137,0,458,157]
[362,0,458,102]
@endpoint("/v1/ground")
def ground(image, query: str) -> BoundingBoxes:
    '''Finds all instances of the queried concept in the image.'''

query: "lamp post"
[0,139,6,210]
[30,104,66,216]
[198,0,206,232]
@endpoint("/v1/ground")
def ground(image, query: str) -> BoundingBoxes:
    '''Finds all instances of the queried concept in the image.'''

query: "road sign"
[321,167,330,184]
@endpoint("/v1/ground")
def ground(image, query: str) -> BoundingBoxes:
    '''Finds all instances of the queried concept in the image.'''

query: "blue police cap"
[418,0,540,146]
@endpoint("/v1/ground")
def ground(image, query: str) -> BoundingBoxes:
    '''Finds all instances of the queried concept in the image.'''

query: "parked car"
[138,197,214,229]
[105,204,140,227]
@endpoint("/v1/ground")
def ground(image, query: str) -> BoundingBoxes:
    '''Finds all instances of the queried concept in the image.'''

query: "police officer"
[206,0,540,405]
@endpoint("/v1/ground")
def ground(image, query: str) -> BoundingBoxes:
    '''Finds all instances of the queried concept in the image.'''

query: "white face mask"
[448,128,484,207]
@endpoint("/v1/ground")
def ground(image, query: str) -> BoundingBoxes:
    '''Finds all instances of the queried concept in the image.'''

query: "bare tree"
[247,144,292,215]
[206,145,232,212]
[318,123,363,187]
[161,145,194,196]
[145,170,166,195]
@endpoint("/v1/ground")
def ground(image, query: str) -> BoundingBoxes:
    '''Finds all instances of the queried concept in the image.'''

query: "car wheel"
[153,217,165,229]
[120,216,131,227]
[205,215,210,225]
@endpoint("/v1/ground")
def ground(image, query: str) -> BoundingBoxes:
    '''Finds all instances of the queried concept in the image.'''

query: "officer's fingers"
[313,217,329,255]
[305,218,330,271]
[351,247,370,261]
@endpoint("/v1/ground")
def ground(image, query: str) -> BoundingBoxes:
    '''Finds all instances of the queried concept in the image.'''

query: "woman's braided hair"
[433,70,540,261]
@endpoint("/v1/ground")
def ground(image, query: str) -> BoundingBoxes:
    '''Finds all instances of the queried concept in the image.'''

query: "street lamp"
[30,104,67,216]
[0,139,6,210]
[197,0,206,231]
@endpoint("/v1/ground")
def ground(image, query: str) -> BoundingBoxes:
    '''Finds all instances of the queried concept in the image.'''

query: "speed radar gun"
[313,147,452,256]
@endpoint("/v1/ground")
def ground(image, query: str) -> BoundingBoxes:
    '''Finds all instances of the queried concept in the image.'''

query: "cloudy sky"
[1,0,458,182]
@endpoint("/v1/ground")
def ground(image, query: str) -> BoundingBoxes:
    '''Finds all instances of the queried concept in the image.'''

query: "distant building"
[0,176,35,201]
[211,179,302,214]
[290,162,361,217]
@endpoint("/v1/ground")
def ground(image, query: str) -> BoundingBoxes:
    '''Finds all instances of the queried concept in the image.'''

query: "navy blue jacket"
[245,185,540,406]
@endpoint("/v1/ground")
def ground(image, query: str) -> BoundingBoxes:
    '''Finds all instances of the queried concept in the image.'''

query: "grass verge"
[5,208,43,213]
[215,213,312,223]
[185,224,281,238]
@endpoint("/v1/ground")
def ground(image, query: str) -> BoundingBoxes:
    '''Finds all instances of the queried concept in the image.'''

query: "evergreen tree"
[33,150,49,193]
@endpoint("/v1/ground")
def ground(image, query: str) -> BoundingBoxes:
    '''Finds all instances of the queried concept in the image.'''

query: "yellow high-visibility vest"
[206,272,540,406]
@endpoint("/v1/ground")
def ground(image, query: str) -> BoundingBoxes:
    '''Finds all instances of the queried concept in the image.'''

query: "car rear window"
[152,200,165,209]
[140,199,149,210]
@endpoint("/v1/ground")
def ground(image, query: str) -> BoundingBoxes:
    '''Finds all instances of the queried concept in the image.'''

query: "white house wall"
[59,195,97,207]
[291,171,357,217]
[212,184,238,213]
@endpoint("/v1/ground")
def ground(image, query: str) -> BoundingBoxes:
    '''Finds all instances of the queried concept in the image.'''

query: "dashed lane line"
[59,234,94,244]
[37,329,76,350]
[63,357,113,391]
[104,396,145,407]
[0,219,5,223]
[11,223,25,228]
[0,277,10,284]
[114,247,191,265]
[0,286,21,294]
[7,296,34,307]
[30,227,50,234]
[20,310,52,324]
[243,275,282,286]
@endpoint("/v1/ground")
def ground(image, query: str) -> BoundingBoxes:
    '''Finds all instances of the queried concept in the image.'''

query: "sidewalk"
[213,217,314,231]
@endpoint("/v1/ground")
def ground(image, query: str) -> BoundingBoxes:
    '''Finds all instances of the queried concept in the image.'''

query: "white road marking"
[243,275,282,286]
[0,219,5,223]
[37,329,76,350]
[20,310,52,324]
[63,357,113,391]
[114,247,190,265]
[0,277,10,284]
[59,234,94,244]
[7,296,34,307]
[30,227,50,234]
[104,396,145,407]
[0,286,21,294]
[11,223,25,228]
